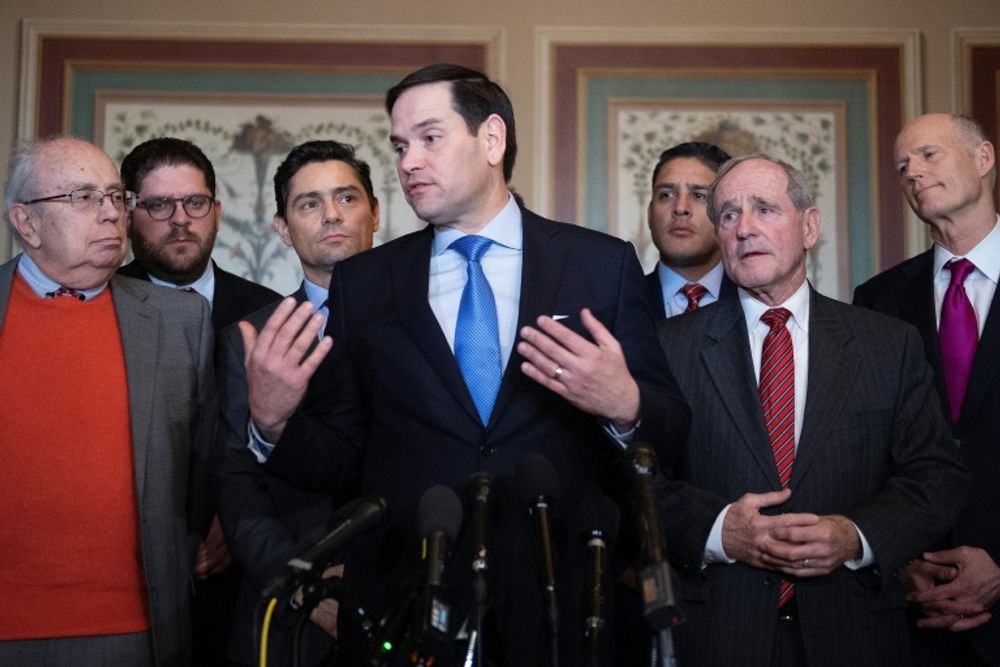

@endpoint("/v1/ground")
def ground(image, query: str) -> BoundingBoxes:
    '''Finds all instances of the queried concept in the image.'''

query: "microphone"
[412,485,463,662]
[468,471,494,576]
[578,494,620,667]
[516,454,562,667]
[262,496,388,599]
[628,442,683,630]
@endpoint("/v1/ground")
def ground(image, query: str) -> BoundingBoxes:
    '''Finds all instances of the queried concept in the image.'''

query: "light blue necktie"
[450,235,502,425]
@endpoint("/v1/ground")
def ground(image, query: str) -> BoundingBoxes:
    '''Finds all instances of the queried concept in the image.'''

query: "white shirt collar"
[932,215,1000,285]
[739,279,811,335]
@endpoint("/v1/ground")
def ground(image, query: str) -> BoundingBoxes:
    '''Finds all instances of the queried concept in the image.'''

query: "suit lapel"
[897,251,951,420]
[210,263,236,334]
[701,297,782,487]
[110,276,160,504]
[392,227,481,424]
[959,278,1000,429]
[488,211,568,429]
[0,256,18,332]
[791,291,859,489]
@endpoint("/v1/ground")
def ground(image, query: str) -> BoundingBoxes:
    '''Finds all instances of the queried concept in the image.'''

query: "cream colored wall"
[2,0,998,260]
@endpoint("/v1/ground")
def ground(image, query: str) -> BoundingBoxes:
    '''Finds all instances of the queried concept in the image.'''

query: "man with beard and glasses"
[119,136,279,665]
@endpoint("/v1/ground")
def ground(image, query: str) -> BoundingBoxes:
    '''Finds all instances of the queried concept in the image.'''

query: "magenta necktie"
[939,258,979,422]
[760,308,795,607]
[681,283,708,312]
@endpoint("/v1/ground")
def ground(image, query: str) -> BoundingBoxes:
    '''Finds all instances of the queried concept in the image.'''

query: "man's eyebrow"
[390,117,444,143]
[292,185,362,201]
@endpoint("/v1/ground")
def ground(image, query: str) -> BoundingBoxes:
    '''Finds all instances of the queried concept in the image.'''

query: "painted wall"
[2,0,998,264]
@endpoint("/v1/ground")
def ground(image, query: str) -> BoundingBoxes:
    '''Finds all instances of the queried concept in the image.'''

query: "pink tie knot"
[947,258,975,287]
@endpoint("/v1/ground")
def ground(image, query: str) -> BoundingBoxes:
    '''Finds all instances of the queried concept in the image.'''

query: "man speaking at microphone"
[655,154,968,667]
[239,64,690,664]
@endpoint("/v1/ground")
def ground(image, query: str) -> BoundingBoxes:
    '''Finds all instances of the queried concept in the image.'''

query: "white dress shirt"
[656,260,726,318]
[932,216,1000,335]
[703,280,872,569]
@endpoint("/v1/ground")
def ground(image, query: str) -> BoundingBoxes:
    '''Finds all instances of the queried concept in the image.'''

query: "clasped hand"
[721,488,861,577]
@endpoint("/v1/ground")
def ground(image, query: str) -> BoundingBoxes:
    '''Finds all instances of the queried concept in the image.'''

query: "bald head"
[6,137,128,288]
[894,114,996,249]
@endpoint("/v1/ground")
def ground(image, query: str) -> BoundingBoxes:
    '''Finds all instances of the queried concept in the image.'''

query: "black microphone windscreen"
[576,493,620,545]
[416,485,464,541]
[515,454,562,509]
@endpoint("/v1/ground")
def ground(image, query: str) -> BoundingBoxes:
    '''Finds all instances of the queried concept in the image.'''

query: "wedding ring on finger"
[552,366,564,380]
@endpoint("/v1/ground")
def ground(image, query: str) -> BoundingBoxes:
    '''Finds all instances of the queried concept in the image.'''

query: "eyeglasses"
[21,188,136,211]
[135,194,215,221]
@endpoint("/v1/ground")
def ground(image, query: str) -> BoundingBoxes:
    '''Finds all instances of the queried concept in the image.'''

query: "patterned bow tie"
[45,286,85,301]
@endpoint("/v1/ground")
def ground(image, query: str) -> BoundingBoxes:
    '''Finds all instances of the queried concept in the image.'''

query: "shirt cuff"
[703,504,736,567]
[843,521,875,570]
[602,419,639,450]
[247,421,276,463]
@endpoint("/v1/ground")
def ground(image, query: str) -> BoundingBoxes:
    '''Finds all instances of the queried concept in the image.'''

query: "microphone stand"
[293,576,349,667]
[462,569,488,667]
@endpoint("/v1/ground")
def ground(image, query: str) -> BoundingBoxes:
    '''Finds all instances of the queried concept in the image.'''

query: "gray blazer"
[0,255,217,667]
[656,288,970,667]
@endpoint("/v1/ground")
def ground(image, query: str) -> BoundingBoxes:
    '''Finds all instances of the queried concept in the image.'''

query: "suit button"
[763,577,774,590]
[953,438,962,449]
[481,443,495,457]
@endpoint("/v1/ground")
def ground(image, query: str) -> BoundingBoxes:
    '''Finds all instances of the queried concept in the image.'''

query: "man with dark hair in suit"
[657,153,968,666]
[118,136,279,664]
[0,136,215,666]
[240,63,691,664]
[216,139,379,666]
[646,141,736,318]
[854,113,1000,666]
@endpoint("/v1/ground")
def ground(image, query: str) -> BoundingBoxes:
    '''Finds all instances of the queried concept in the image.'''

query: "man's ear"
[8,204,42,249]
[482,114,507,170]
[273,214,293,248]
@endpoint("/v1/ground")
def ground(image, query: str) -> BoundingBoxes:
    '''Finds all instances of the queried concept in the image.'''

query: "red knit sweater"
[0,275,151,639]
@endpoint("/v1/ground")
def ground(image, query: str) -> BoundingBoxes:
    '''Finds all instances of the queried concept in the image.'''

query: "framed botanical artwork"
[536,28,921,300]
[16,19,502,293]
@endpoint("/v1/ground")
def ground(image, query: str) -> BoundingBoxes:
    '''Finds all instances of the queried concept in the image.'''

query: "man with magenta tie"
[854,113,1000,666]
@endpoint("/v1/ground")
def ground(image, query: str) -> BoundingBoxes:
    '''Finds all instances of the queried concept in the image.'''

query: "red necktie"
[759,307,795,606]
[939,259,978,422]
[681,283,708,312]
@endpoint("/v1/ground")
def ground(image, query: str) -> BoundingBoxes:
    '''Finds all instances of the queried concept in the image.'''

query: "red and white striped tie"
[759,307,795,607]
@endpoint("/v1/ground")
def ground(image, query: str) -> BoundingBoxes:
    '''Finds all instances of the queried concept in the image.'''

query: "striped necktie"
[759,307,795,607]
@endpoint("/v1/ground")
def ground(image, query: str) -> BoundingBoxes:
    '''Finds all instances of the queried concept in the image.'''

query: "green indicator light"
[381,641,393,652]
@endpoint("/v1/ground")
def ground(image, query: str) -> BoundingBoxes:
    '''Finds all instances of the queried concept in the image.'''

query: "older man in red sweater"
[0,136,216,666]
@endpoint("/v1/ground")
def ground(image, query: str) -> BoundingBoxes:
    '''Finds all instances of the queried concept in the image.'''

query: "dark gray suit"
[0,255,217,667]
[656,288,969,667]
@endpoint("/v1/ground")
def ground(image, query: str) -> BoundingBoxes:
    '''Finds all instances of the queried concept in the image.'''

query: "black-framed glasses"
[21,188,136,212]
[135,194,215,221]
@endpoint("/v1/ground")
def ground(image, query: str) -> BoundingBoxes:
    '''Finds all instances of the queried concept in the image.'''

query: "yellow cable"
[259,596,279,667]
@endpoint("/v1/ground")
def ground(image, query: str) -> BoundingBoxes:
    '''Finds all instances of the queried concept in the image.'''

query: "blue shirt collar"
[16,253,108,300]
[431,194,523,257]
